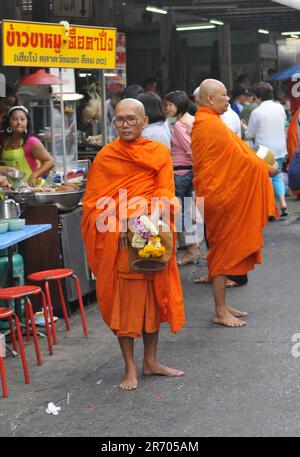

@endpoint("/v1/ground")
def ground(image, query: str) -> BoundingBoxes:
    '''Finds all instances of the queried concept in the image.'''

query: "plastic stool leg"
[56,279,71,331]
[25,304,30,341]
[8,316,18,353]
[0,355,8,398]
[25,298,42,366]
[44,281,57,345]
[40,291,53,356]
[14,315,30,385]
[72,275,88,337]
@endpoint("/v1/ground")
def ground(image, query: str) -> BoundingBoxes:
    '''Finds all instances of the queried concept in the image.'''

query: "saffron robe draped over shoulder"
[287,107,300,196]
[81,136,185,336]
[191,106,277,279]
[287,107,300,164]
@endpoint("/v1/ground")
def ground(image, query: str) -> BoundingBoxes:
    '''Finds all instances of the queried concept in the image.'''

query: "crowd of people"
[82,73,300,391]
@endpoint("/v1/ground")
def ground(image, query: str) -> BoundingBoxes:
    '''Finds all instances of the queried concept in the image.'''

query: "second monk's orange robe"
[287,107,300,195]
[81,137,185,338]
[287,107,300,165]
[192,106,277,280]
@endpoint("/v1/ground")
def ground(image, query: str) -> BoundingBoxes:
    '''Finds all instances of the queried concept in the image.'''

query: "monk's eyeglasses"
[113,115,145,127]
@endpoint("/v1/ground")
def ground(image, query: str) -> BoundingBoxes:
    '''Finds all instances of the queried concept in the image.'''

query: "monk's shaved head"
[198,79,229,115]
[114,97,148,142]
[199,79,225,104]
[116,98,145,117]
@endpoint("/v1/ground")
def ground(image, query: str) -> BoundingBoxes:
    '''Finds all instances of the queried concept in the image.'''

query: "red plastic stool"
[27,269,88,344]
[0,285,53,365]
[0,307,30,398]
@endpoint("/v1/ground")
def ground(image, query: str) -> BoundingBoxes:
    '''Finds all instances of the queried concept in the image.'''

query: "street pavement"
[1,195,300,437]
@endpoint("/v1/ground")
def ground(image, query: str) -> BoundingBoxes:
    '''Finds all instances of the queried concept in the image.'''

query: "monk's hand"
[119,231,128,249]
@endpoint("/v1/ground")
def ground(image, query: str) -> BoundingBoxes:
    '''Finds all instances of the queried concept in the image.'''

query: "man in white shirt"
[220,105,241,137]
[243,82,288,217]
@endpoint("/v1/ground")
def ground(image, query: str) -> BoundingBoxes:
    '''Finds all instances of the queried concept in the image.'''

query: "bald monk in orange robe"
[287,107,300,196]
[287,107,300,164]
[82,98,185,390]
[192,79,278,328]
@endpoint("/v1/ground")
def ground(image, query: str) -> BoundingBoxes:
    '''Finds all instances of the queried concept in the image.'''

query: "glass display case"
[51,97,78,174]
[17,85,79,177]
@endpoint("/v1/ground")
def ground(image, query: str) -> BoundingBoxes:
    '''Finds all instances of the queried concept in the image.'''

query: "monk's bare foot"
[228,306,248,318]
[119,370,138,391]
[213,310,246,328]
[143,361,184,377]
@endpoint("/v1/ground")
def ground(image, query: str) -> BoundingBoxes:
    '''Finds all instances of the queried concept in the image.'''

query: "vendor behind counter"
[0,105,54,187]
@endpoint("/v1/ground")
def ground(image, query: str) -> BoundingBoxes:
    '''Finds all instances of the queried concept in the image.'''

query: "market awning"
[268,63,300,80]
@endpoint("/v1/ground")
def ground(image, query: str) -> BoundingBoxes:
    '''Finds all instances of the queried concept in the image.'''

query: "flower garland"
[131,216,165,259]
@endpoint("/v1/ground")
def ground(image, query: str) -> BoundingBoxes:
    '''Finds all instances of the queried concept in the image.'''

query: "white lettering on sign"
[53,0,90,18]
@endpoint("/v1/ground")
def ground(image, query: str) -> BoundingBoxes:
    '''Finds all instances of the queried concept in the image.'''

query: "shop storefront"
[0,19,117,312]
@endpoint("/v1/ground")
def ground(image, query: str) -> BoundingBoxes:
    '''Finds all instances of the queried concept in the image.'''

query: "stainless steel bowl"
[33,189,84,212]
[3,187,35,206]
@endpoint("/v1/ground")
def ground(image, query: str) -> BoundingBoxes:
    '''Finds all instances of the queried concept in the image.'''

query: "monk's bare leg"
[118,337,138,390]
[142,331,184,377]
[212,275,246,327]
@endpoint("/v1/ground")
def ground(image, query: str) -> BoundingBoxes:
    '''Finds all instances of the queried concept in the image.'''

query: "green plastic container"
[0,248,25,330]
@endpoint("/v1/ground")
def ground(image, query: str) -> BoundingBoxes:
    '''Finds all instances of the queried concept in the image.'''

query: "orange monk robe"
[287,107,300,164]
[192,106,278,280]
[81,137,185,337]
[287,107,300,195]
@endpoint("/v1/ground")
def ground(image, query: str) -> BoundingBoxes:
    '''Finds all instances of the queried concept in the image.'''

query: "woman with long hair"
[165,90,200,265]
[138,91,171,148]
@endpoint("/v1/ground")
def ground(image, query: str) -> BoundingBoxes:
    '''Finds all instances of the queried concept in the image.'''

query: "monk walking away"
[82,98,185,390]
[192,79,277,328]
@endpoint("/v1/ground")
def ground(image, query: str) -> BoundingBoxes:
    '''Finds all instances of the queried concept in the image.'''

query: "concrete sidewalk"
[1,195,300,437]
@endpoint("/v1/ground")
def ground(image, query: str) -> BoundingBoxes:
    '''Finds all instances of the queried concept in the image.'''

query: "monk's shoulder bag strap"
[288,114,300,191]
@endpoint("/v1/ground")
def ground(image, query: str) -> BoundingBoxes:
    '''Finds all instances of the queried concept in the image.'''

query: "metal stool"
[0,307,30,398]
[0,285,53,365]
[27,269,88,344]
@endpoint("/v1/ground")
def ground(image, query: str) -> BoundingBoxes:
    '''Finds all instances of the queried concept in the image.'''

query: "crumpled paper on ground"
[46,402,61,415]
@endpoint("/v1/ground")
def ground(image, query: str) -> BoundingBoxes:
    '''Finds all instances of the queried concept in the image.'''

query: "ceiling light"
[258,29,270,34]
[281,31,300,35]
[177,24,216,31]
[104,72,119,77]
[290,34,300,38]
[210,19,224,26]
[146,6,167,15]
[272,0,300,10]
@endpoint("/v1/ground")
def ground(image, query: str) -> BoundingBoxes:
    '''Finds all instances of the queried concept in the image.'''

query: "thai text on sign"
[2,20,116,69]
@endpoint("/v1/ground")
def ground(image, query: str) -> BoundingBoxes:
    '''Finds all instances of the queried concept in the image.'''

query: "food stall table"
[0,224,52,356]
[0,225,52,250]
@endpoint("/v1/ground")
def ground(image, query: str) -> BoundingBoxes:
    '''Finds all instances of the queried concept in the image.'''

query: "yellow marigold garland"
[131,216,165,259]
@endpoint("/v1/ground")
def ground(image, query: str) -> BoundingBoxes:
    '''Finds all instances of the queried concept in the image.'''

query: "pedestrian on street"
[82,98,185,390]
[192,79,277,328]
[165,90,200,266]
[242,82,289,217]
